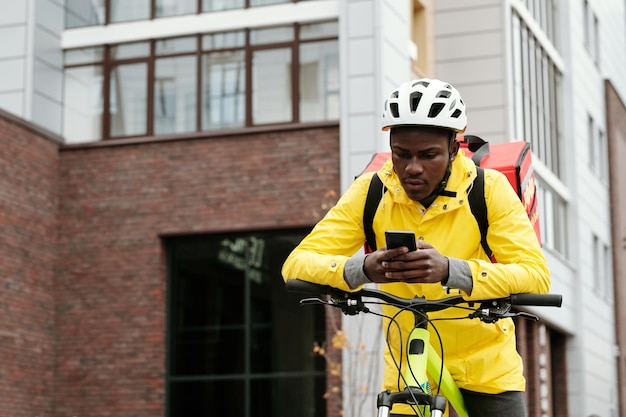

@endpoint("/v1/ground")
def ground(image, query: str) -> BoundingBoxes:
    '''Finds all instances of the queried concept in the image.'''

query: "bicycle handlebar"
[285,279,562,321]
[509,293,562,307]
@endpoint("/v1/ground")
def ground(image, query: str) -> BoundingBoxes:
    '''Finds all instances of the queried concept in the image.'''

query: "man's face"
[390,126,458,202]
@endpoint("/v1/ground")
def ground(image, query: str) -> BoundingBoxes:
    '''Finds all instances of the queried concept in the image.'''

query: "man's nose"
[406,157,423,174]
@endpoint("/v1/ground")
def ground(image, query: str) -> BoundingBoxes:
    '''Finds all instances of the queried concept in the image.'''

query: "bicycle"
[285,279,563,417]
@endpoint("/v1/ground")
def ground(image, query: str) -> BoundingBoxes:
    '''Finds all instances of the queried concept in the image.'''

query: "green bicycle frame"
[404,327,469,417]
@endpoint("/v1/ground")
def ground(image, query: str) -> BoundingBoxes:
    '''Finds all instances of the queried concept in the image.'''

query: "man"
[282,78,550,416]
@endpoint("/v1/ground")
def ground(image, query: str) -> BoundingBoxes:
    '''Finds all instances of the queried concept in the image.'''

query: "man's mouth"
[402,179,428,195]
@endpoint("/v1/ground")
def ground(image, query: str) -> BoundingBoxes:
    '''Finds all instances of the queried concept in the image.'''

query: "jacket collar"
[377,149,478,208]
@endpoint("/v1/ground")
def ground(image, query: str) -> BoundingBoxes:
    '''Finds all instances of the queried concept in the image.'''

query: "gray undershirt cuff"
[343,254,473,293]
[446,257,473,293]
[344,252,371,289]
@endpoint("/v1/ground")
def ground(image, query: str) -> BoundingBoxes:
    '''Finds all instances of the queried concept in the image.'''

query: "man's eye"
[394,151,410,159]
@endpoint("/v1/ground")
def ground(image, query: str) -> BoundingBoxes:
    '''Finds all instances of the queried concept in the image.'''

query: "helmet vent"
[409,92,422,113]
[436,90,451,98]
[390,102,400,118]
[428,102,445,118]
[451,109,463,119]
[414,80,430,88]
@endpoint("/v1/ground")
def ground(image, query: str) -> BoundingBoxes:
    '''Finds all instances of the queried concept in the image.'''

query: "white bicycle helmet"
[381,78,467,133]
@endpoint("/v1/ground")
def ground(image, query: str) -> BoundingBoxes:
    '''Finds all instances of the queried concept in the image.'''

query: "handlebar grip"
[285,279,347,297]
[509,293,562,307]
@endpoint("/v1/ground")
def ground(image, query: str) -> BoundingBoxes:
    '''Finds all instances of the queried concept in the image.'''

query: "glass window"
[252,48,292,124]
[202,0,244,12]
[202,51,246,130]
[65,47,105,66]
[110,42,151,60]
[588,114,596,171]
[156,37,197,55]
[155,0,196,18]
[537,179,568,257]
[202,31,246,50]
[110,0,150,23]
[166,231,326,417]
[63,65,104,142]
[250,26,294,45]
[250,0,291,7]
[300,21,339,40]
[65,0,105,28]
[299,40,339,122]
[110,63,148,137]
[63,22,339,141]
[154,56,197,135]
[511,11,562,177]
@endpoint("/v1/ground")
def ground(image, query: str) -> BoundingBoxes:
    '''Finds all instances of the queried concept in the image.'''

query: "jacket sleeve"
[281,174,372,292]
[465,169,551,300]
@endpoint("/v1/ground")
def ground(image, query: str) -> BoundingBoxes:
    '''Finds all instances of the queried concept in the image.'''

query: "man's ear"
[449,139,460,160]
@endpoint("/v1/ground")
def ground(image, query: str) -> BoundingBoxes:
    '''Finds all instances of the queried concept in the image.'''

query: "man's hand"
[363,240,449,284]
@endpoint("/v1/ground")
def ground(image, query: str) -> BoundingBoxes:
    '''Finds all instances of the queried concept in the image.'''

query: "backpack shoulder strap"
[468,167,492,259]
[363,173,386,253]
[364,169,492,258]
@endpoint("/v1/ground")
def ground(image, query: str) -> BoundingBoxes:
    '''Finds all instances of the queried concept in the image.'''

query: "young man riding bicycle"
[282,78,551,417]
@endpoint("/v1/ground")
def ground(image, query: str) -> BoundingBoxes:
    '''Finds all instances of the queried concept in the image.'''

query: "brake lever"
[471,302,540,323]
[507,311,539,321]
[300,297,327,306]
[299,296,369,315]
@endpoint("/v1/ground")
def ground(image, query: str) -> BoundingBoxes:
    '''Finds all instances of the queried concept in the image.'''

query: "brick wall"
[54,126,340,416]
[0,110,61,416]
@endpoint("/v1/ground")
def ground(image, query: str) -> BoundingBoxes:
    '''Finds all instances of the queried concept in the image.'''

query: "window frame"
[65,0,314,28]
[63,22,339,141]
[510,1,569,259]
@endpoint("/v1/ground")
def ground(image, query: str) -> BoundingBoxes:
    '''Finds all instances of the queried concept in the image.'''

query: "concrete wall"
[0,0,64,134]
[339,0,412,192]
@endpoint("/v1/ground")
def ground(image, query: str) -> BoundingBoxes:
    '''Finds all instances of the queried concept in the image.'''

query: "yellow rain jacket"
[282,151,550,396]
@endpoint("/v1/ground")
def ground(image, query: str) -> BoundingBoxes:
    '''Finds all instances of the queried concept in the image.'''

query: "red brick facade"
[0,108,340,416]
[0,110,60,416]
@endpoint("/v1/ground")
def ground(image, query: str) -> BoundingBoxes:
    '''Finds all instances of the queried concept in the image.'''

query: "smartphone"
[385,230,417,251]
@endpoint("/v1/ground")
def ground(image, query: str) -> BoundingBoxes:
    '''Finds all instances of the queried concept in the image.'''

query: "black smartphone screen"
[385,230,417,251]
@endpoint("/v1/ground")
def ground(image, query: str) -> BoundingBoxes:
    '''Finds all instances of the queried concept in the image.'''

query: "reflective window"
[166,231,326,417]
[250,26,294,45]
[110,0,150,23]
[252,48,292,124]
[202,31,246,50]
[511,11,562,177]
[65,0,105,28]
[250,0,291,6]
[156,37,197,55]
[65,46,105,65]
[111,42,151,60]
[65,0,316,27]
[300,40,339,122]
[156,0,196,17]
[110,63,148,137]
[537,179,568,257]
[63,66,103,143]
[202,0,245,12]
[202,51,246,130]
[63,22,339,141]
[300,21,339,40]
[154,56,197,135]
[511,4,567,258]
